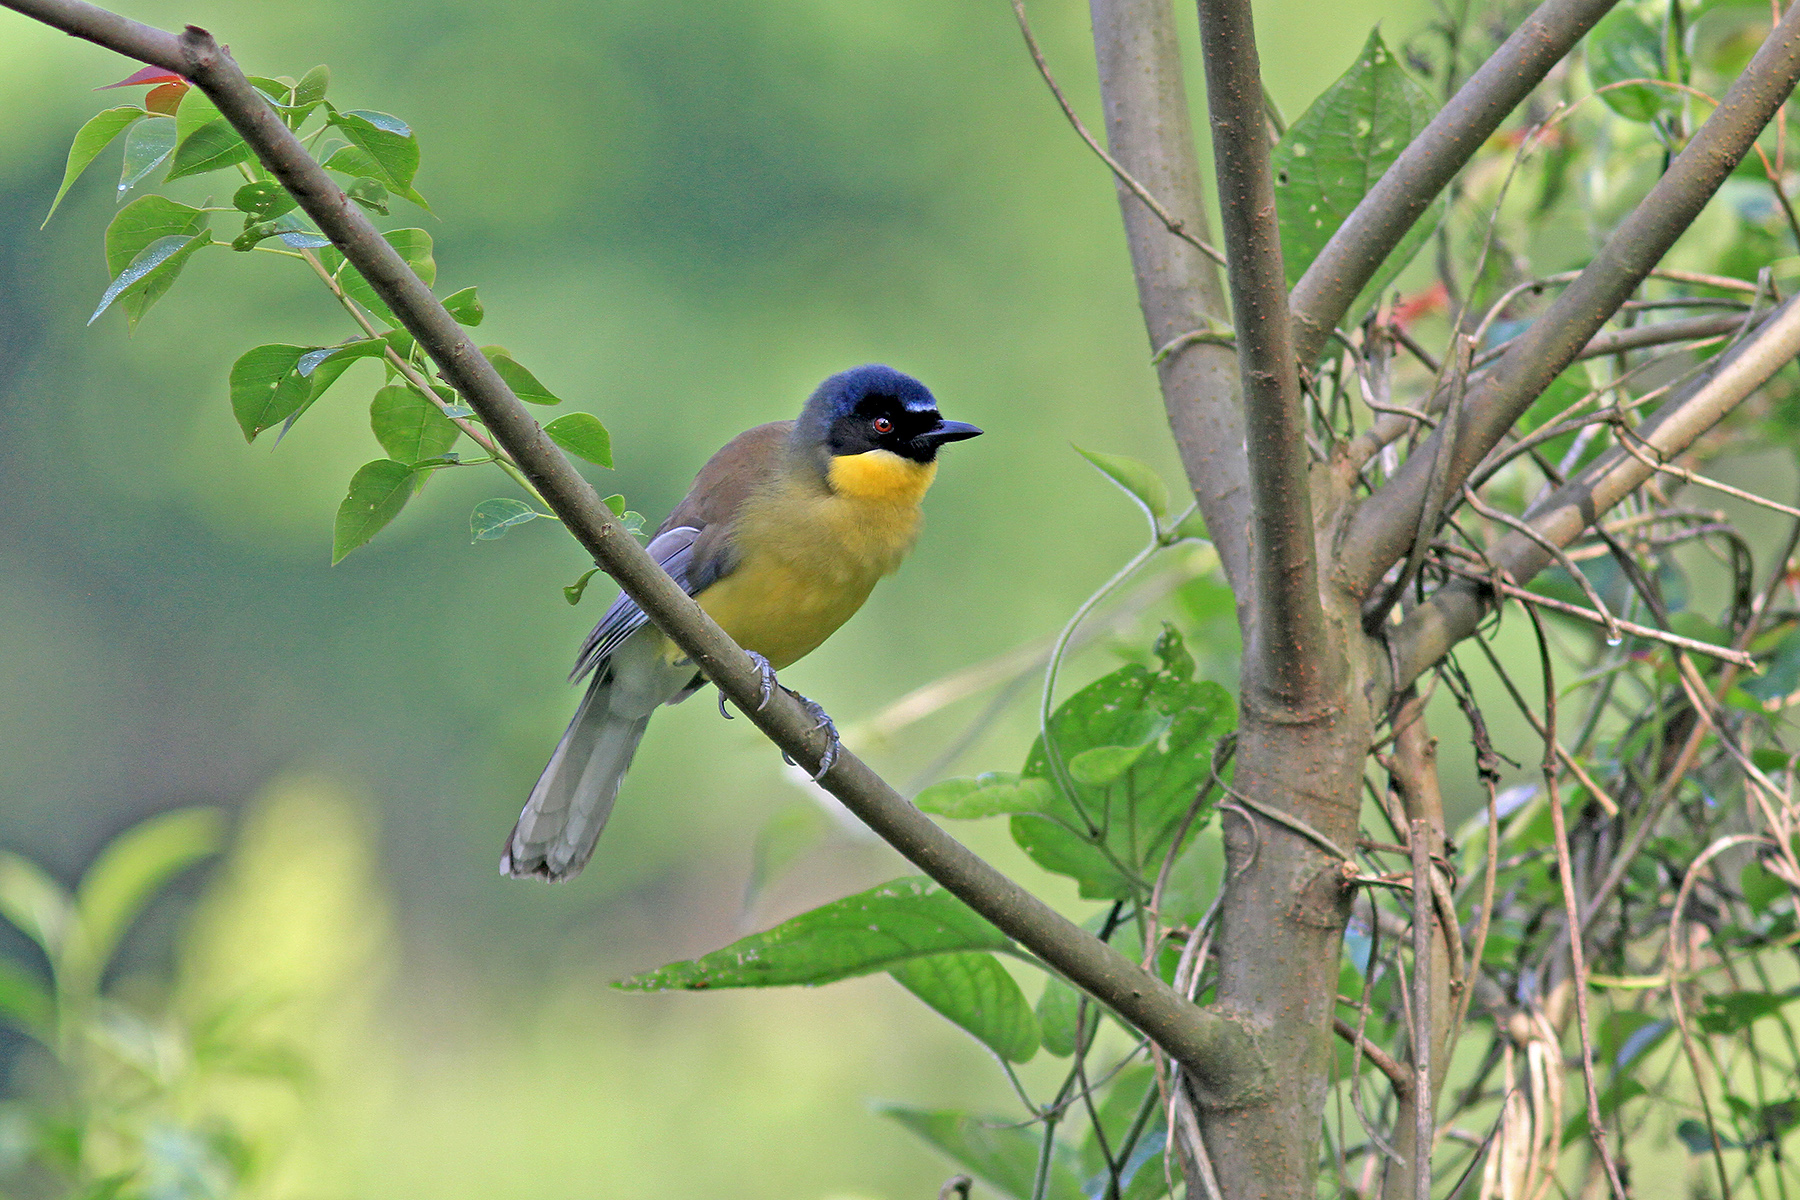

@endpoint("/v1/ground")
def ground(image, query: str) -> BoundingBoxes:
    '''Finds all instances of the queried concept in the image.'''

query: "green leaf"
[1166,509,1210,543]
[246,339,390,440]
[1746,624,1800,704]
[482,347,561,404]
[72,807,223,984]
[1599,1009,1671,1072]
[1272,28,1441,328]
[891,952,1039,1063]
[0,854,72,959]
[1074,446,1168,521]
[442,286,484,326]
[323,143,382,178]
[229,344,309,441]
[600,493,647,540]
[916,772,1056,819]
[1742,860,1788,914]
[1676,1118,1734,1155]
[0,960,52,1037]
[470,498,540,541]
[165,118,251,181]
[43,105,143,225]
[291,64,330,122]
[245,75,294,107]
[1697,989,1800,1035]
[371,384,460,465]
[1067,741,1159,787]
[1036,974,1083,1057]
[101,195,209,330]
[878,1105,1085,1200]
[346,176,390,215]
[564,566,603,605]
[331,109,419,188]
[1011,628,1235,899]
[173,87,220,142]
[1587,10,1676,122]
[232,180,296,221]
[332,459,416,563]
[117,115,177,195]
[325,108,429,209]
[319,228,435,325]
[544,412,613,467]
[296,339,384,407]
[89,230,213,327]
[616,876,1013,990]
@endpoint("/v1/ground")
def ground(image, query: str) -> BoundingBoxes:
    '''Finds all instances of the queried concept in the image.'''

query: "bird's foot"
[779,691,841,780]
[718,651,780,719]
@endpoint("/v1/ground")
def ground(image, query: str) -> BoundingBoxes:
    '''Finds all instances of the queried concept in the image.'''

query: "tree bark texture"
[1194,0,1334,716]
[1089,0,1254,608]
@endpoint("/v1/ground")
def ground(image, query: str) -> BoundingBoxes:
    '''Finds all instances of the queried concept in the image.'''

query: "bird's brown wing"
[571,421,794,681]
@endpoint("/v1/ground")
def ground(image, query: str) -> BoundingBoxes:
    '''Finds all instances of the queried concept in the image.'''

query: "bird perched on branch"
[503,364,982,881]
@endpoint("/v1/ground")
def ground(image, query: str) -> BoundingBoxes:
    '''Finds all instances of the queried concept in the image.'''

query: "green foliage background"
[0,0,1418,1195]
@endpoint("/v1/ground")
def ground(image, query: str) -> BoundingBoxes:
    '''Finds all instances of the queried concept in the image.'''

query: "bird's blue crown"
[795,364,938,442]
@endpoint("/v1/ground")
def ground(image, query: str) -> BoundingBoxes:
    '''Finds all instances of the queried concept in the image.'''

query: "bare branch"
[1195,0,1331,710]
[1089,0,1255,603]
[1387,292,1800,693]
[1289,0,1622,364]
[1339,4,1800,601]
[1,0,1269,1095]
[1333,1016,1413,1099]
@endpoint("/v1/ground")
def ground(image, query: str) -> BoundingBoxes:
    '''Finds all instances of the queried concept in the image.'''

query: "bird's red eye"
[873,417,894,434]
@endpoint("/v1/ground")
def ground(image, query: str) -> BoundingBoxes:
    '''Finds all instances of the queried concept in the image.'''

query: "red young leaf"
[1390,281,1448,328]
[146,82,189,115]
[97,65,185,89]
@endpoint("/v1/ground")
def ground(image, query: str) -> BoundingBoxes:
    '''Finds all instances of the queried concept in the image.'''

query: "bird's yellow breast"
[826,449,938,504]
[688,451,936,670]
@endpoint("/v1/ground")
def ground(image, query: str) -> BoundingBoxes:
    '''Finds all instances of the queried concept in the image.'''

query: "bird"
[502,364,982,881]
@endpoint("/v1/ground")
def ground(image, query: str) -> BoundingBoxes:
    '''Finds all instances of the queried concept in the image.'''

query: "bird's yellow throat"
[825,448,938,504]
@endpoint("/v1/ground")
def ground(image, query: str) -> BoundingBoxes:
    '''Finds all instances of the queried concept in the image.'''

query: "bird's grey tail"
[502,679,652,882]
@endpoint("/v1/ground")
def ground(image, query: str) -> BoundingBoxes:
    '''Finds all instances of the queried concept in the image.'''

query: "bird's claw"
[778,692,841,780]
[719,651,780,719]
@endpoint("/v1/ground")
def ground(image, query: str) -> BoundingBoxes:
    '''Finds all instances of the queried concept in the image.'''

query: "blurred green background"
[0,0,1425,1195]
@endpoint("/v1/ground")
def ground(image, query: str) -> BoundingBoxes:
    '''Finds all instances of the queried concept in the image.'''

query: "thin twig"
[1008,0,1225,267]
[1334,1016,1414,1099]
[1520,602,1628,1200]
[1436,558,1758,667]
[1668,833,1772,1200]
[1612,417,1800,519]
[1410,818,1435,1200]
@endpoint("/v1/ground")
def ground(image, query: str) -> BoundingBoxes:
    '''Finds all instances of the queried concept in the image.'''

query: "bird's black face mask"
[828,392,983,463]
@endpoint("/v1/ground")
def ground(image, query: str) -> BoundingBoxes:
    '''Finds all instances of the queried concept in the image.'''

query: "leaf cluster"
[51,64,625,572]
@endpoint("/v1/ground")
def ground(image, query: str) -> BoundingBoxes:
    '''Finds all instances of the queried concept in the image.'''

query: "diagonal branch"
[1288,0,1621,365]
[1089,0,1255,605]
[1385,292,1800,695]
[1195,0,1331,709]
[1338,2,1800,601]
[3,0,1267,1096]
